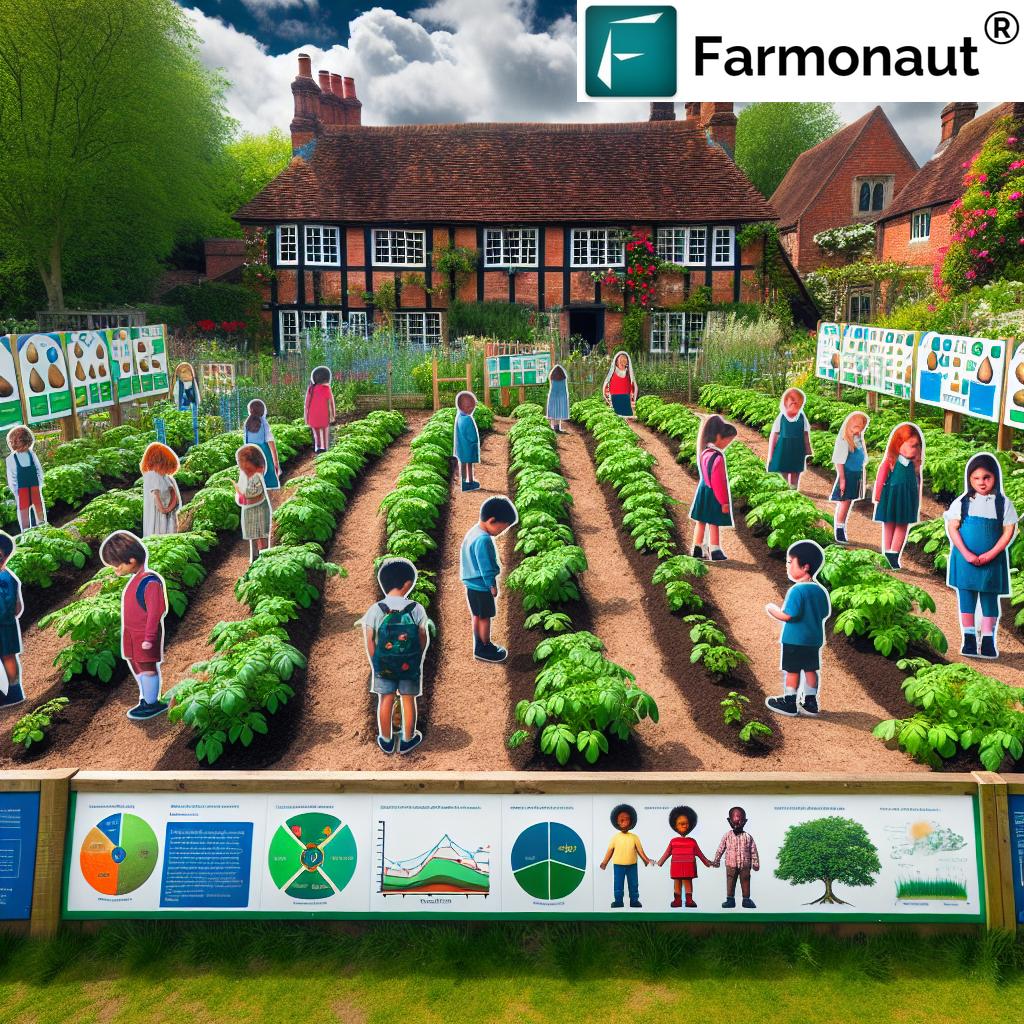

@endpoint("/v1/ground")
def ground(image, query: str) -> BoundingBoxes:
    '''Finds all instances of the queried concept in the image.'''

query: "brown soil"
[631,421,925,773]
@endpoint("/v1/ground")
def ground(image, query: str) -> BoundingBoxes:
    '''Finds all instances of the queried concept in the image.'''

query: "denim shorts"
[370,674,422,697]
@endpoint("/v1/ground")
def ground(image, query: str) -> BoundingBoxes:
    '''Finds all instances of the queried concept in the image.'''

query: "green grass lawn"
[2,923,1023,1024]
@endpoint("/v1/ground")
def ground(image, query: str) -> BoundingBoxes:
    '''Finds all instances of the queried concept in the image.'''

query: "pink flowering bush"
[943,116,1024,292]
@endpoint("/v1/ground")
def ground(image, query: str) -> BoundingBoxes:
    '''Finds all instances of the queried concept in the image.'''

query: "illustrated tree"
[0,0,232,310]
[774,816,881,905]
[736,103,842,198]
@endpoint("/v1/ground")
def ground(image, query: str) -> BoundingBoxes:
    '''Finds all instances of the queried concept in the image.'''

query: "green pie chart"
[268,812,357,900]
[511,822,586,901]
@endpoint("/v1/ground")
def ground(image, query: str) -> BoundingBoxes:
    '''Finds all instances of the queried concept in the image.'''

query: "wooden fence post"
[996,339,1015,452]
[29,769,75,939]
[466,361,472,395]
[431,351,440,412]
[973,771,1015,932]
[386,360,393,412]
[944,410,962,435]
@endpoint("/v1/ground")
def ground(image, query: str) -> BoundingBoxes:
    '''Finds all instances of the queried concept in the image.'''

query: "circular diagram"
[268,812,357,900]
[511,822,586,901]
[80,812,159,896]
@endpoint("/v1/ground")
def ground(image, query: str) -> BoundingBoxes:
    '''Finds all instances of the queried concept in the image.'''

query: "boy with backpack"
[99,530,169,721]
[0,532,25,709]
[361,558,431,755]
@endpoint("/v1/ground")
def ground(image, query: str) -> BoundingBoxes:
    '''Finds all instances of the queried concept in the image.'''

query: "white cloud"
[239,0,318,12]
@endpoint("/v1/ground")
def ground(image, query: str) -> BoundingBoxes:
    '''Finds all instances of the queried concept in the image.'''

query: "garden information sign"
[814,322,841,383]
[65,331,115,413]
[486,350,552,390]
[0,791,40,921]
[836,325,916,400]
[0,337,24,429]
[107,328,139,402]
[914,331,1006,423]
[130,325,170,396]
[63,788,984,922]
[15,333,73,424]
[1003,341,1024,429]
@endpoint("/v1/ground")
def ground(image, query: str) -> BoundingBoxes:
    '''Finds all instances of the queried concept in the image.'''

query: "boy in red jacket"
[100,531,169,721]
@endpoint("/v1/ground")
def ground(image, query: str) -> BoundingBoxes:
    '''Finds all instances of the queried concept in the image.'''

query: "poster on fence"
[15,334,73,424]
[0,337,24,428]
[63,789,985,922]
[1003,341,1024,429]
[1010,794,1024,925]
[486,350,552,389]
[130,325,170,396]
[915,331,1007,423]
[814,322,841,382]
[64,331,114,413]
[837,324,916,399]
[200,363,236,393]
[0,791,39,921]
[106,328,139,402]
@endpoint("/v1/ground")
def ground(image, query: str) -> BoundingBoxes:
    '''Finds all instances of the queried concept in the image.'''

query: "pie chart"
[80,813,159,896]
[268,812,357,900]
[511,822,586,901]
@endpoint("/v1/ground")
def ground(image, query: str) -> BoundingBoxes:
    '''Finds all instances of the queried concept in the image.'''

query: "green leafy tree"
[206,129,292,237]
[774,816,881,905]
[736,103,842,198]
[0,0,232,309]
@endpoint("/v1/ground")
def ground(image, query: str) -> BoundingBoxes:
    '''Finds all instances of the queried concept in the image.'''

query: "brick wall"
[204,238,245,281]
[878,206,951,268]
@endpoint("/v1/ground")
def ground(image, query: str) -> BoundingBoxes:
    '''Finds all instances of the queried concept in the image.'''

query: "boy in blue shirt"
[454,391,481,492]
[764,540,831,719]
[460,495,517,663]
[0,532,24,708]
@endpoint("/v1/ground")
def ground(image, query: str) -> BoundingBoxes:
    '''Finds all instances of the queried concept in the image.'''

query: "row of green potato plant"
[504,404,657,765]
[169,411,407,763]
[572,397,771,746]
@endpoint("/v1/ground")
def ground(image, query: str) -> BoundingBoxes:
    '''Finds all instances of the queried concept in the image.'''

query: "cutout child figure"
[765,540,831,720]
[235,444,272,562]
[600,803,650,909]
[0,533,25,709]
[657,805,713,909]
[305,366,335,453]
[174,362,201,447]
[690,414,738,561]
[454,390,481,492]
[603,350,638,418]
[766,388,812,489]
[100,531,169,721]
[459,495,518,664]
[944,453,1018,659]
[140,443,180,538]
[5,426,46,533]
[243,399,281,491]
[546,364,569,433]
[361,558,431,755]
[712,806,760,910]
[872,422,924,570]
[831,411,870,544]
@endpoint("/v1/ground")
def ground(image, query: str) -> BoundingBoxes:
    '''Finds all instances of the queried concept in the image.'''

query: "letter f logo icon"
[584,5,677,97]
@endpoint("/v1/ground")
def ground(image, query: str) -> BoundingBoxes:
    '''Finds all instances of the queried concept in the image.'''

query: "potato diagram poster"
[915,331,1007,422]
[0,337,24,428]
[64,331,114,413]
[1004,341,1024,428]
[106,327,139,402]
[130,325,170,396]
[63,790,984,921]
[15,333,72,423]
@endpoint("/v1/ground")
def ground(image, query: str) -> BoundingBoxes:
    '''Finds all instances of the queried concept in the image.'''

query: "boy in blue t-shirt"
[454,391,481,492]
[460,495,517,663]
[764,540,831,719]
[0,532,24,708]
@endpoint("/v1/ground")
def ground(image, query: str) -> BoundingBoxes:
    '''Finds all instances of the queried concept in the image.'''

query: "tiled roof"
[881,102,1024,222]
[769,107,916,230]
[234,121,776,224]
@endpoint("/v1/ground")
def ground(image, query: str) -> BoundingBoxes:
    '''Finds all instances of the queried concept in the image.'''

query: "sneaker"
[721,897,736,909]
[692,545,703,558]
[685,895,697,908]
[670,896,682,908]
[765,694,799,718]
[629,899,642,908]
[474,643,508,663]
[834,526,848,544]
[710,548,728,561]
[799,694,819,717]
[0,682,25,708]
[884,551,901,570]
[961,633,978,657]
[377,734,397,754]
[742,898,757,909]
[127,699,168,722]
[610,900,624,909]
[465,481,481,491]
[398,731,423,755]
[980,635,998,659]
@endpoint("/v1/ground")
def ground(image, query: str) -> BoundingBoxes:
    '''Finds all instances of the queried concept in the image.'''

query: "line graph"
[377,820,490,897]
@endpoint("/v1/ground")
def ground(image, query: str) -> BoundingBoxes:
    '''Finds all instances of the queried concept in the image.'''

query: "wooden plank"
[0,770,77,788]
[28,768,74,939]
[973,771,1010,930]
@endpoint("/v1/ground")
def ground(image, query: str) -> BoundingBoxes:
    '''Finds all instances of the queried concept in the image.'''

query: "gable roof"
[234,120,776,225]
[770,107,917,231]
[881,102,1024,222]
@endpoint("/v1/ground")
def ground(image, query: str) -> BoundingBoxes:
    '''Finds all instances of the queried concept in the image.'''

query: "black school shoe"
[765,694,799,718]
[127,699,169,722]
[798,694,819,717]
[834,526,848,544]
[692,545,703,558]
[399,731,423,754]
[980,636,998,659]
[961,633,978,657]
[884,551,901,570]
[629,899,642,908]
[722,897,736,908]
[377,734,398,754]
[474,643,508,663]
[742,897,757,909]
[710,549,728,561]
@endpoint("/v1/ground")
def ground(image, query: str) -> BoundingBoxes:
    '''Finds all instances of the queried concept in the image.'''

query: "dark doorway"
[568,307,604,353]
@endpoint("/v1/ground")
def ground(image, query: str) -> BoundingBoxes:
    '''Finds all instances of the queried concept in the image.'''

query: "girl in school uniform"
[140,442,181,538]
[831,411,870,544]
[766,388,812,489]
[235,444,273,562]
[690,414,738,561]
[4,427,46,533]
[546,364,569,432]
[243,399,281,491]
[602,351,638,418]
[945,452,1018,659]
[872,422,924,570]
[305,366,335,453]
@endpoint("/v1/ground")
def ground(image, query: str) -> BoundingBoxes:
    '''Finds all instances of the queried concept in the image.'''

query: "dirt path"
[557,425,736,770]
[631,422,926,773]
[726,417,1024,677]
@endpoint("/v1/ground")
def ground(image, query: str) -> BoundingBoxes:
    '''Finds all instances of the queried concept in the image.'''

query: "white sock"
[140,672,161,704]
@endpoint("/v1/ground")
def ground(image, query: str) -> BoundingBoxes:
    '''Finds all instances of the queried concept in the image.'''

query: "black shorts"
[781,643,820,672]
[466,588,496,618]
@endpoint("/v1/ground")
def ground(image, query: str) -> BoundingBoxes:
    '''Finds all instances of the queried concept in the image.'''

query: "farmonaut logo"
[584,6,677,97]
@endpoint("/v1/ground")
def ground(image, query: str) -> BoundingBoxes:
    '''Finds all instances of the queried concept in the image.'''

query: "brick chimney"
[341,76,362,126]
[699,102,737,158]
[937,102,978,152]
[290,53,321,152]
[649,102,676,122]
[682,102,701,121]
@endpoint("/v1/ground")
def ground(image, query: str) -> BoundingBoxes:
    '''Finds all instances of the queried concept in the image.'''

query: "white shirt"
[944,493,1019,524]
[831,434,864,465]
[360,594,430,634]
[771,413,809,435]
[5,450,43,493]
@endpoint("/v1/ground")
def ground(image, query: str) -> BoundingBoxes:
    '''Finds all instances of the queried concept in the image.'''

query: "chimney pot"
[938,101,979,150]
[649,102,676,122]
[318,70,331,91]
[329,73,343,97]
[343,77,357,99]
[297,53,312,78]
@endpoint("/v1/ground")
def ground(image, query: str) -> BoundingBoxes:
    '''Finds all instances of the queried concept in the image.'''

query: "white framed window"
[849,287,873,323]
[911,210,931,242]
[649,312,706,355]
[277,225,298,265]
[687,227,707,265]
[483,228,539,267]
[570,229,625,267]
[392,311,443,347]
[346,311,368,335]
[712,226,735,265]
[372,229,426,267]
[279,310,300,352]
[656,227,708,266]
[304,225,340,266]
[301,310,344,337]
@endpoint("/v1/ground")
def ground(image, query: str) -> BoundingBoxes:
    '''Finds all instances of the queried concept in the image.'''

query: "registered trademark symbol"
[985,11,1019,43]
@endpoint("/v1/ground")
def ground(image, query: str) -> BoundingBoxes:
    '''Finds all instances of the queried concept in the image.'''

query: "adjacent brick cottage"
[771,106,918,276]
[235,56,813,354]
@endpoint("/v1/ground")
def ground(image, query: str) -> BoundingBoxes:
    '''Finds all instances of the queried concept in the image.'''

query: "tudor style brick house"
[235,55,813,355]
[877,102,1024,270]
[770,106,918,279]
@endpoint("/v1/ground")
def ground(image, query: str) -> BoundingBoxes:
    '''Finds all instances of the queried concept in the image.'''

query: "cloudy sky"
[182,0,992,163]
